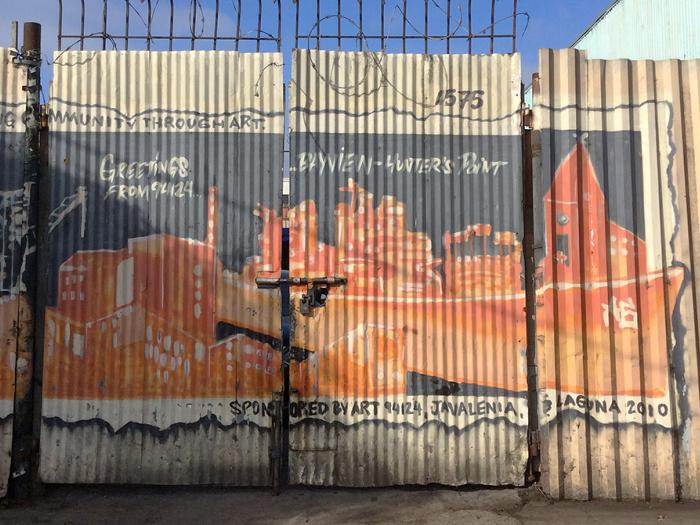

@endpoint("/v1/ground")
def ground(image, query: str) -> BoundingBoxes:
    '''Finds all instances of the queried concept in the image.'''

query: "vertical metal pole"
[490,0,495,53]
[380,0,385,51]
[57,1,62,50]
[125,0,130,50]
[337,0,341,49]
[191,0,197,50]
[277,0,282,52]
[294,0,299,49]
[213,0,220,50]
[424,0,428,54]
[279,222,290,490]
[522,92,540,483]
[446,0,451,53]
[146,0,152,51]
[512,0,518,53]
[257,0,263,52]
[80,0,85,50]
[316,0,320,50]
[468,0,472,53]
[277,93,292,489]
[402,0,407,53]
[102,0,108,50]
[169,0,175,51]
[358,0,363,51]
[236,0,242,51]
[9,22,41,500]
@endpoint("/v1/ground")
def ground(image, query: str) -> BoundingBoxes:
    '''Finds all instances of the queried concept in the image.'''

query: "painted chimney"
[206,186,218,247]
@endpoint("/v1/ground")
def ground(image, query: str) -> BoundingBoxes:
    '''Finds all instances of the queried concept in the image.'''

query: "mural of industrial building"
[287,50,528,486]
[534,49,700,500]
[1,36,699,500]
[40,51,284,485]
[0,47,27,498]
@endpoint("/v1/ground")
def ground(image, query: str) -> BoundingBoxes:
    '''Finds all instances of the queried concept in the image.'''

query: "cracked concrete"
[2,486,700,524]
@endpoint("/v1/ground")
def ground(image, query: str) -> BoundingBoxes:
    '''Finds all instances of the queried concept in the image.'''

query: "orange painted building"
[44,143,684,401]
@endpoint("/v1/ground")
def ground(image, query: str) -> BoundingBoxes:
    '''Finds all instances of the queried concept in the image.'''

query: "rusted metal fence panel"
[40,50,283,485]
[0,47,26,498]
[533,49,700,500]
[288,49,527,486]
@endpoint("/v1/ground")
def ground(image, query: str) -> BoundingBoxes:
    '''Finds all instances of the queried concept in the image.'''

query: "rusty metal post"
[522,79,541,484]
[9,22,41,499]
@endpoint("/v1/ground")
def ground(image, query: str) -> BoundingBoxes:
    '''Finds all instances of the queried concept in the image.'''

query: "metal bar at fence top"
[190,0,197,49]
[213,0,220,50]
[79,0,85,50]
[56,1,520,54]
[468,0,472,53]
[235,0,242,51]
[316,0,320,49]
[380,0,385,51]
[512,0,518,53]
[257,0,263,52]
[101,0,107,50]
[358,0,363,51]
[402,0,407,52]
[424,0,428,54]
[57,0,63,50]
[337,0,341,49]
[169,0,174,51]
[446,0,451,53]
[490,0,496,53]
[124,0,129,50]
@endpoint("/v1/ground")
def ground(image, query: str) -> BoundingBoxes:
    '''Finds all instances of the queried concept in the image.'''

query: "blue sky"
[3,0,614,83]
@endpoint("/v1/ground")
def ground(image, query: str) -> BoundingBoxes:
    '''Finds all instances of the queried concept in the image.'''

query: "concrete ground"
[2,485,700,524]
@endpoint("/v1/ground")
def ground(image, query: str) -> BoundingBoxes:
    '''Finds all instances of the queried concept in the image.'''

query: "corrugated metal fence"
[2,43,700,500]
[533,49,700,500]
[0,47,26,498]
[40,50,284,485]
[288,49,527,486]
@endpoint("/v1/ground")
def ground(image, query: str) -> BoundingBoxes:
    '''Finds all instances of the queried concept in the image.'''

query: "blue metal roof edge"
[570,0,624,47]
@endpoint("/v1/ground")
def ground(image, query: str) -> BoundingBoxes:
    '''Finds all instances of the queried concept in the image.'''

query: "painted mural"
[37,49,692,489]
[536,140,684,428]
[39,51,285,485]
[285,50,529,485]
[1,46,27,497]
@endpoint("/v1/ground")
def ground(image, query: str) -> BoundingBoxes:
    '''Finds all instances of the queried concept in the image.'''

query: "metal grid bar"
[57,0,283,51]
[56,1,521,53]
[295,1,521,52]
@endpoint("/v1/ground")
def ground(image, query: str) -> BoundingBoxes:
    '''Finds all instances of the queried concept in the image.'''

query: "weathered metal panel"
[533,48,700,500]
[287,49,527,486]
[572,0,700,62]
[41,51,284,484]
[0,47,26,498]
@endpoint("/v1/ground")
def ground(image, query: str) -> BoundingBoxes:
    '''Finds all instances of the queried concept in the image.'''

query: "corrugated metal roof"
[571,0,700,61]
[570,0,625,48]
[533,48,700,500]
[288,49,528,486]
[41,50,284,485]
[0,47,26,498]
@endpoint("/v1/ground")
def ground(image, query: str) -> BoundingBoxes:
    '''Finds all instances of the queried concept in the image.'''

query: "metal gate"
[6,0,700,501]
[0,46,29,498]
[40,50,284,485]
[286,49,528,485]
[29,0,530,490]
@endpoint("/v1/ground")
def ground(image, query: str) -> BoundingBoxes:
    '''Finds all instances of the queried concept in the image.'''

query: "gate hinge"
[528,429,541,457]
[40,104,49,129]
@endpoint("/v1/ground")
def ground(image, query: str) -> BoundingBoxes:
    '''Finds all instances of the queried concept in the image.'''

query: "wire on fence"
[56,0,523,54]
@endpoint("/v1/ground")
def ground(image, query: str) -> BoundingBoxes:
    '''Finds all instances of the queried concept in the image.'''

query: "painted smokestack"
[206,187,218,247]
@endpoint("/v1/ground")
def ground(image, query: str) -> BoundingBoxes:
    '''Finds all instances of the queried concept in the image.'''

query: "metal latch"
[528,429,541,457]
[255,275,347,317]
